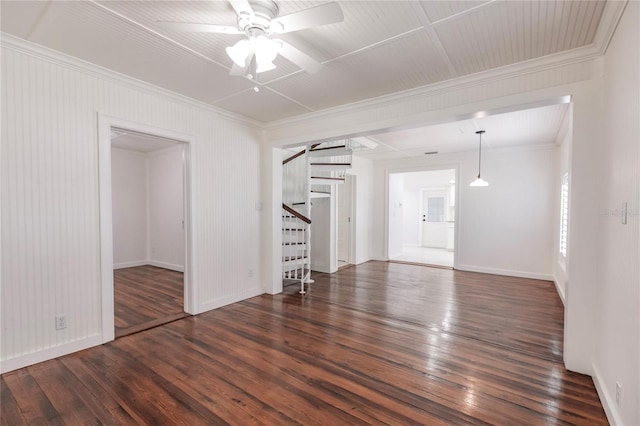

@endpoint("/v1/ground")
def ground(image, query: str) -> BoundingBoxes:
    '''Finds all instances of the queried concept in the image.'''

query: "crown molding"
[265,1,627,131]
[0,33,264,129]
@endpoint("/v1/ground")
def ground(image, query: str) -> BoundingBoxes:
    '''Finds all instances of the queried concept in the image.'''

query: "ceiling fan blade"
[278,40,323,74]
[229,0,254,16]
[271,2,343,34]
[157,21,242,34]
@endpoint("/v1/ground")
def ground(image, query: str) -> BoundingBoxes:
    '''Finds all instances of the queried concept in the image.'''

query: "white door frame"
[98,114,196,343]
[384,165,460,268]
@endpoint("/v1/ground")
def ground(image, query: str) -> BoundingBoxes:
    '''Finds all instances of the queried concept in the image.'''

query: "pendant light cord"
[476,130,485,178]
[478,132,482,178]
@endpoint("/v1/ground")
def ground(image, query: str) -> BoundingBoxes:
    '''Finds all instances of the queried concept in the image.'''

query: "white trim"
[98,114,197,346]
[456,265,554,281]
[196,286,263,315]
[114,260,148,270]
[0,336,102,374]
[0,33,262,128]
[553,276,566,305]
[310,262,331,274]
[148,260,184,273]
[592,363,624,426]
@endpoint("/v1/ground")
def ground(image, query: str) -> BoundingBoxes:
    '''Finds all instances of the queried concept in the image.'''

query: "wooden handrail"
[282,143,321,165]
[283,203,311,224]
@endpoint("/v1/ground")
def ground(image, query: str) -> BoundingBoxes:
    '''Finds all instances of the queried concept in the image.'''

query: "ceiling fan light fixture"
[226,38,251,67]
[254,36,281,73]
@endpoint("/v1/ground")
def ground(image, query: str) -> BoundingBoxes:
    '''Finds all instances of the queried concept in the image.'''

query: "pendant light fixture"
[470,130,489,187]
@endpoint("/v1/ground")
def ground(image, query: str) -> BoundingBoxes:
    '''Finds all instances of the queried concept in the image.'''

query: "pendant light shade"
[470,176,489,187]
[226,39,252,67]
[470,130,489,187]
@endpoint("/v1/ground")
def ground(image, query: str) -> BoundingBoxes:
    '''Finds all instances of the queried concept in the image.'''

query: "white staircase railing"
[282,204,311,294]
[281,140,353,294]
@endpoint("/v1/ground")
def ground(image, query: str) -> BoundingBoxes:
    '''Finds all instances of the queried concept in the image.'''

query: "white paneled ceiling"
[355,102,569,161]
[1,0,615,123]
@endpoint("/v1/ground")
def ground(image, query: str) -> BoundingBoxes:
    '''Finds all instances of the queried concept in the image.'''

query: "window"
[559,172,569,257]
[427,196,445,222]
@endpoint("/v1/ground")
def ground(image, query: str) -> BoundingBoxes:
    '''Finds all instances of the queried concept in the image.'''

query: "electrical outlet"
[55,315,67,330]
[248,269,253,278]
[615,382,622,406]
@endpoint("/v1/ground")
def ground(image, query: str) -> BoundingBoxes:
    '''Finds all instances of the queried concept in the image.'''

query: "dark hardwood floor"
[1,261,607,425]
[114,265,187,338]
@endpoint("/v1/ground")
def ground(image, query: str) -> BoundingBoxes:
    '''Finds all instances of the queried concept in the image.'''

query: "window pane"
[427,197,445,222]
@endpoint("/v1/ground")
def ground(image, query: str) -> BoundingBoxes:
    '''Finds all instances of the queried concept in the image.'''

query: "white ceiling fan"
[158,0,344,78]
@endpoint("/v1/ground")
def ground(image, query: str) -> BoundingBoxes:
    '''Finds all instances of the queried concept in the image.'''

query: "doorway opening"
[388,168,457,268]
[110,128,189,337]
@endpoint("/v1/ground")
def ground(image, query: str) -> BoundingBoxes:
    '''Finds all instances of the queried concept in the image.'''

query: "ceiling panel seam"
[409,3,460,78]
[428,0,498,27]
[263,87,315,112]
[25,0,53,41]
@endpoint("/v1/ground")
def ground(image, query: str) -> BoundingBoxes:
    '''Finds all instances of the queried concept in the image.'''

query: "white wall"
[148,146,184,271]
[310,196,335,273]
[591,3,640,424]
[1,37,262,373]
[350,156,374,265]
[374,146,556,280]
[111,148,148,267]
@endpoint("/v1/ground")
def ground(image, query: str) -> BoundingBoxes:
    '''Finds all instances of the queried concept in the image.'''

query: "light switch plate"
[622,202,628,225]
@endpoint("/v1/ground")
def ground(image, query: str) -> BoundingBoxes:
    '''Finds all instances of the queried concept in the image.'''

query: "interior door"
[421,190,448,248]
[337,175,353,263]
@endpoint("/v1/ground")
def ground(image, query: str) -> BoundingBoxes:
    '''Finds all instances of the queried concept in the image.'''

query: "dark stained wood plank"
[1,261,608,425]
[0,375,27,426]
[114,265,186,338]
[2,368,63,425]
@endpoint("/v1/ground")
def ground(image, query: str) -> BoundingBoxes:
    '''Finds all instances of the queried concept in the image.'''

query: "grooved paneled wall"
[1,39,262,371]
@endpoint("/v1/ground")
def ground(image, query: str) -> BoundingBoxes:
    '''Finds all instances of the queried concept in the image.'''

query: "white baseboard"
[553,275,566,305]
[592,363,623,426]
[311,262,333,273]
[114,260,148,269]
[0,335,103,374]
[456,264,554,281]
[388,252,404,260]
[148,260,184,272]
[197,285,263,315]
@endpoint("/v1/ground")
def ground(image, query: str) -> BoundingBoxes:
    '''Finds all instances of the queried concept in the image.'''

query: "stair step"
[310,176,345,185]
[310,163,352,171]
[308,146,351,157]
[310,191,331,199]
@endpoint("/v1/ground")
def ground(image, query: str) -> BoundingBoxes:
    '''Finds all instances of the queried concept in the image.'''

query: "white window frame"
[559,172,569,258]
